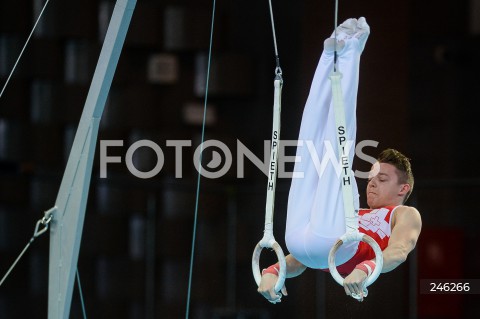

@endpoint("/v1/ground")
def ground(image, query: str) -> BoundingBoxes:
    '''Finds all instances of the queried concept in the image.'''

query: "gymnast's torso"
[322,205,399,275]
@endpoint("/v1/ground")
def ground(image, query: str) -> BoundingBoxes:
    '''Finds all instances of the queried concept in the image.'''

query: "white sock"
[330,18,358,41]
[329,17,370,53]
[355,17,370,52]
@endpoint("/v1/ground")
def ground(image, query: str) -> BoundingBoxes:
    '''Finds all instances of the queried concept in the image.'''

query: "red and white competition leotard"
[323,205,399,276]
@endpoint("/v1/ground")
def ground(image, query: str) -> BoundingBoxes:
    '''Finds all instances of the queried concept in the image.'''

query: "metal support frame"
[47,1,136,318]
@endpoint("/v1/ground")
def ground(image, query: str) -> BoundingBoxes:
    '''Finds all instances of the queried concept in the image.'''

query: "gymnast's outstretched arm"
[342,206,422,297]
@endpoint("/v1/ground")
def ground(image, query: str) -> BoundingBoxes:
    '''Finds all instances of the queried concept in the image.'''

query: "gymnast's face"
[366,162,409,209]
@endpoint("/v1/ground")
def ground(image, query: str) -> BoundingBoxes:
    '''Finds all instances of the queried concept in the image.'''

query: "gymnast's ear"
[398,183,411,197]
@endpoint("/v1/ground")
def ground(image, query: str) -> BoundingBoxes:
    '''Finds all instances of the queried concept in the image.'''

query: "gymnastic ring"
[328,232,383,294]
[252,240,287,293]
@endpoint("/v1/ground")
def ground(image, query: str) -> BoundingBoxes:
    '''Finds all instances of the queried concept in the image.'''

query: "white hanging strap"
[264,75,282,237]
[330,2,356,231]
[252,0,287,301]
[330,71,358,233]
[328,53,383,302]
[327,2,383,300]
[252,72,286,297]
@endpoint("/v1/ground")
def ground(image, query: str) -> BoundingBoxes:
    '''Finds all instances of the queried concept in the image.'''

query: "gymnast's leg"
[285,18,369,269]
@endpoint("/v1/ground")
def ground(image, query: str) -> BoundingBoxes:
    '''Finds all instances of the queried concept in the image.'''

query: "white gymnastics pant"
[285,38,363,269]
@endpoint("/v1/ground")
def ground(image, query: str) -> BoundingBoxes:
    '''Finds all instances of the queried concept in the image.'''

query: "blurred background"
[1,0,480,318]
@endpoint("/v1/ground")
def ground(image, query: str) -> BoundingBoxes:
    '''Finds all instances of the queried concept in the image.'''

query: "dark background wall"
[1,0,479,318]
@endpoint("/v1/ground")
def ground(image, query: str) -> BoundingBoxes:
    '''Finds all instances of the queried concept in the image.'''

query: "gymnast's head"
[366,148,414,209]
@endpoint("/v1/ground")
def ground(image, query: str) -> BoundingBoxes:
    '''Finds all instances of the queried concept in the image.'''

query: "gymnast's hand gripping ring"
[328,231,383,300]
[252,228,287,296]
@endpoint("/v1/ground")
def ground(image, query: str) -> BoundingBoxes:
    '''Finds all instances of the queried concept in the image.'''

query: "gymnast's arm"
[380,205,422,272]
[257,254,306,300]
[343,206,422,297]
[284,254,308,277]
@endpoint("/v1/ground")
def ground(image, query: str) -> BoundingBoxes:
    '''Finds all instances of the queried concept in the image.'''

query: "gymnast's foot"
[324,17,370,53]
[355,17,370,52]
